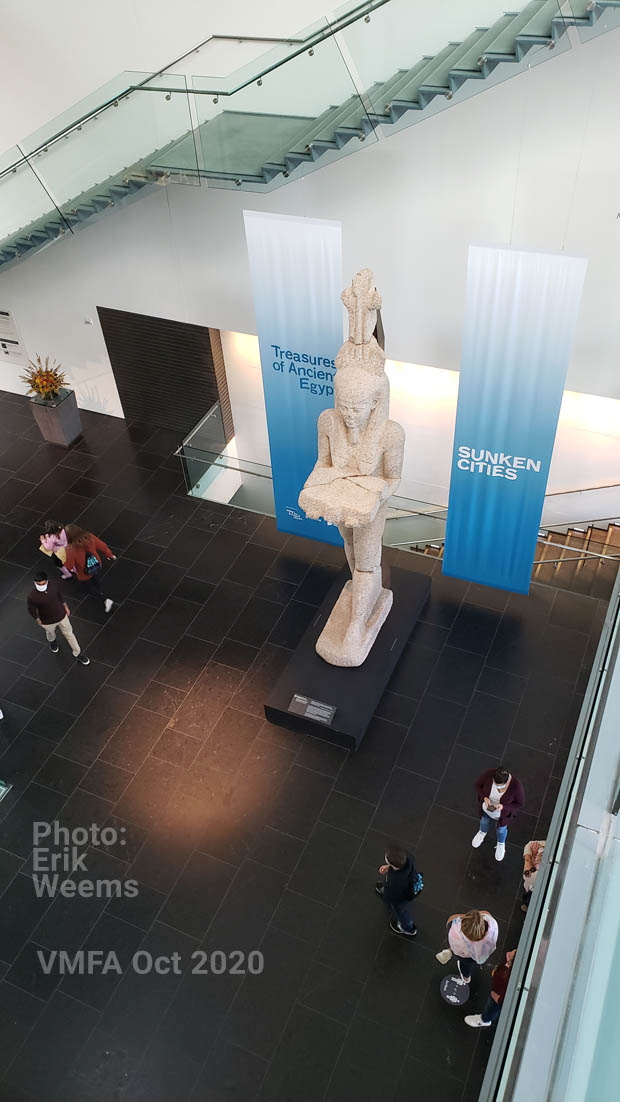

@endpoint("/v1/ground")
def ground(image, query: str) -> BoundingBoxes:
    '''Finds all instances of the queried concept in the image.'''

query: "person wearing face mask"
[27,571,90,665]
[472,765,525,862]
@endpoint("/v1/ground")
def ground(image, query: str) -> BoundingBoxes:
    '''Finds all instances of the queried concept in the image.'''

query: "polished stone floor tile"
[137,679,187,717]
[289,823,360,905]
[386,642,438,699]
[457,691,518,757]
[160,850,236,939]
[259,1003,346,1101]
[221,927,311,1059]
[372,767,437,848]
[107,638,170,695]
[397,695,464,780]
[193,1041,268,1102]
[426,646,485,706]
[319,790,375,837]
[100,706,168,771]
[189,579,252,645]
[171,573,214,605]
[335,718,406,804]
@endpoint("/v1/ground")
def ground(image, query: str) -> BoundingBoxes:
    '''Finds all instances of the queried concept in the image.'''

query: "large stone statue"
[298,269,404,666]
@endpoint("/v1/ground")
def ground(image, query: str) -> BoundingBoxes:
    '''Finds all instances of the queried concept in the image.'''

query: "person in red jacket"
[471,765,525,862]
[64,524,116,612]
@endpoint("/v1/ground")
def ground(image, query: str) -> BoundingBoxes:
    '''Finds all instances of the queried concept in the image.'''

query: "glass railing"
[2,0,610,264]
[177,403,620,590]
[480,565,620,1101]
[569,0,620,42]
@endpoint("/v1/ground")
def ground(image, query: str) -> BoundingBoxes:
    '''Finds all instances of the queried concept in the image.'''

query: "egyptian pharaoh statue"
[298,269,404,666]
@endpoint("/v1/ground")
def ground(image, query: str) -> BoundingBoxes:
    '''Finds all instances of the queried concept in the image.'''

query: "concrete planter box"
[30,388,82,447]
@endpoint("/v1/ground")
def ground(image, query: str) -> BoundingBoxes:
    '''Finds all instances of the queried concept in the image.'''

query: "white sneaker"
[464,1014,491,1028]
[495,842,506,862]
[472,831,486,848]
[436,949,453,965]
[104,598,114,613]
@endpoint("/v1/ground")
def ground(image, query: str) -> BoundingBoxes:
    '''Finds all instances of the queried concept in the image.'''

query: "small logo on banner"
[455,446,542,481]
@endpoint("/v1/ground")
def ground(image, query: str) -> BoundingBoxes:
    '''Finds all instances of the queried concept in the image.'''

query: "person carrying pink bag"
[39,519,73,578]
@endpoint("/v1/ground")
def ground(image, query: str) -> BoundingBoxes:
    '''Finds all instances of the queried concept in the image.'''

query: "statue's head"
[334,366,389,445]
[335,369,379,431]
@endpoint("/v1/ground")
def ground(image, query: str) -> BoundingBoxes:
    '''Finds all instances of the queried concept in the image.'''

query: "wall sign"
[0,309,29,366]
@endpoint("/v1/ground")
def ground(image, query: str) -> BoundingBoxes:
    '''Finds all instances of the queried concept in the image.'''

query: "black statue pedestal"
[264,567,430,750]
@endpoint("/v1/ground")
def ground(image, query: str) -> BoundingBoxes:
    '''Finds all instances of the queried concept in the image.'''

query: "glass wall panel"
[0,148,70,263]
[191,17,377,191]
[18,73,199,228]
[337,0,575,138]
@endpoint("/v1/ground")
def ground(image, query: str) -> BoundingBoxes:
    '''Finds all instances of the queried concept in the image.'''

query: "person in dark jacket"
[472,766,525,862]
[375,845,418,938]
[64,524,116,612]
[464,948,517,1028]
[27,571,90,665]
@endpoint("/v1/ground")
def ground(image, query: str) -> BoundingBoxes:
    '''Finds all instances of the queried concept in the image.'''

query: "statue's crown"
[336,268,385,378]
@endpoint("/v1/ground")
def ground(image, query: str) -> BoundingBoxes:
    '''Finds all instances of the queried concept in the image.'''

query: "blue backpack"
[85,551,100,576]
[408,870,424,900]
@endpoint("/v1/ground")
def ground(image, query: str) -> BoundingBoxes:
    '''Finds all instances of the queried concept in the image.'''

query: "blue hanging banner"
[243,210,343,544]
[443,246,587,593]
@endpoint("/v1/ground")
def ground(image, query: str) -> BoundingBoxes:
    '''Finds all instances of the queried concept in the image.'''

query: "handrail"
[0,0,388,175]
[480,575,620,1099]
[395,533,620,562]
[544,480,620,497]
[544,515,620,532]
[536,555,620,565]
[533,537,619,561]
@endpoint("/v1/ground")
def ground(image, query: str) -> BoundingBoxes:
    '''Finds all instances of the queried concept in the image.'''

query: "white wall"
[1,27,620,446]
[219,330,620,517]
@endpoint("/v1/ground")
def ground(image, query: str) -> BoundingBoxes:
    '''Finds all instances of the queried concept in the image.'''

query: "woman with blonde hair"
[64,523,116,612]
[436,907,498,984]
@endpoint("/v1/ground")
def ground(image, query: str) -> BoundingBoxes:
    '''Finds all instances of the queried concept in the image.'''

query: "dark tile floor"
[0,391,610,1101]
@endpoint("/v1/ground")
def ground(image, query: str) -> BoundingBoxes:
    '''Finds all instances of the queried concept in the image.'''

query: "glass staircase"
[2,0,620,269]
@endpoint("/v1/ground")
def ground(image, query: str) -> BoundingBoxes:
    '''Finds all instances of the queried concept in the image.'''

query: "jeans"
[390,900,415,932]
[481,995,502,1025]
[80,571,106,602]
[42,615,81,657]
[480,812,508,845]
[457,956,476,980]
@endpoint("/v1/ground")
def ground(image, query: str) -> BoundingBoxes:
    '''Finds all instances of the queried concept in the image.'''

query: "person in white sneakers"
[465,948,517,1028]
[437,908,498,984]
[472,766,525,862]
[27,572,90,665]
[64,524,116,613]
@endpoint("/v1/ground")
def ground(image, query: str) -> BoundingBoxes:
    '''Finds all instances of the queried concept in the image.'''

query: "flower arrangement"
[21,355,68,402]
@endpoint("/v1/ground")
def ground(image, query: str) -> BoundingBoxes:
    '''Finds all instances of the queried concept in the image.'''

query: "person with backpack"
[64,524,116,612]
[375,845,421,938]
